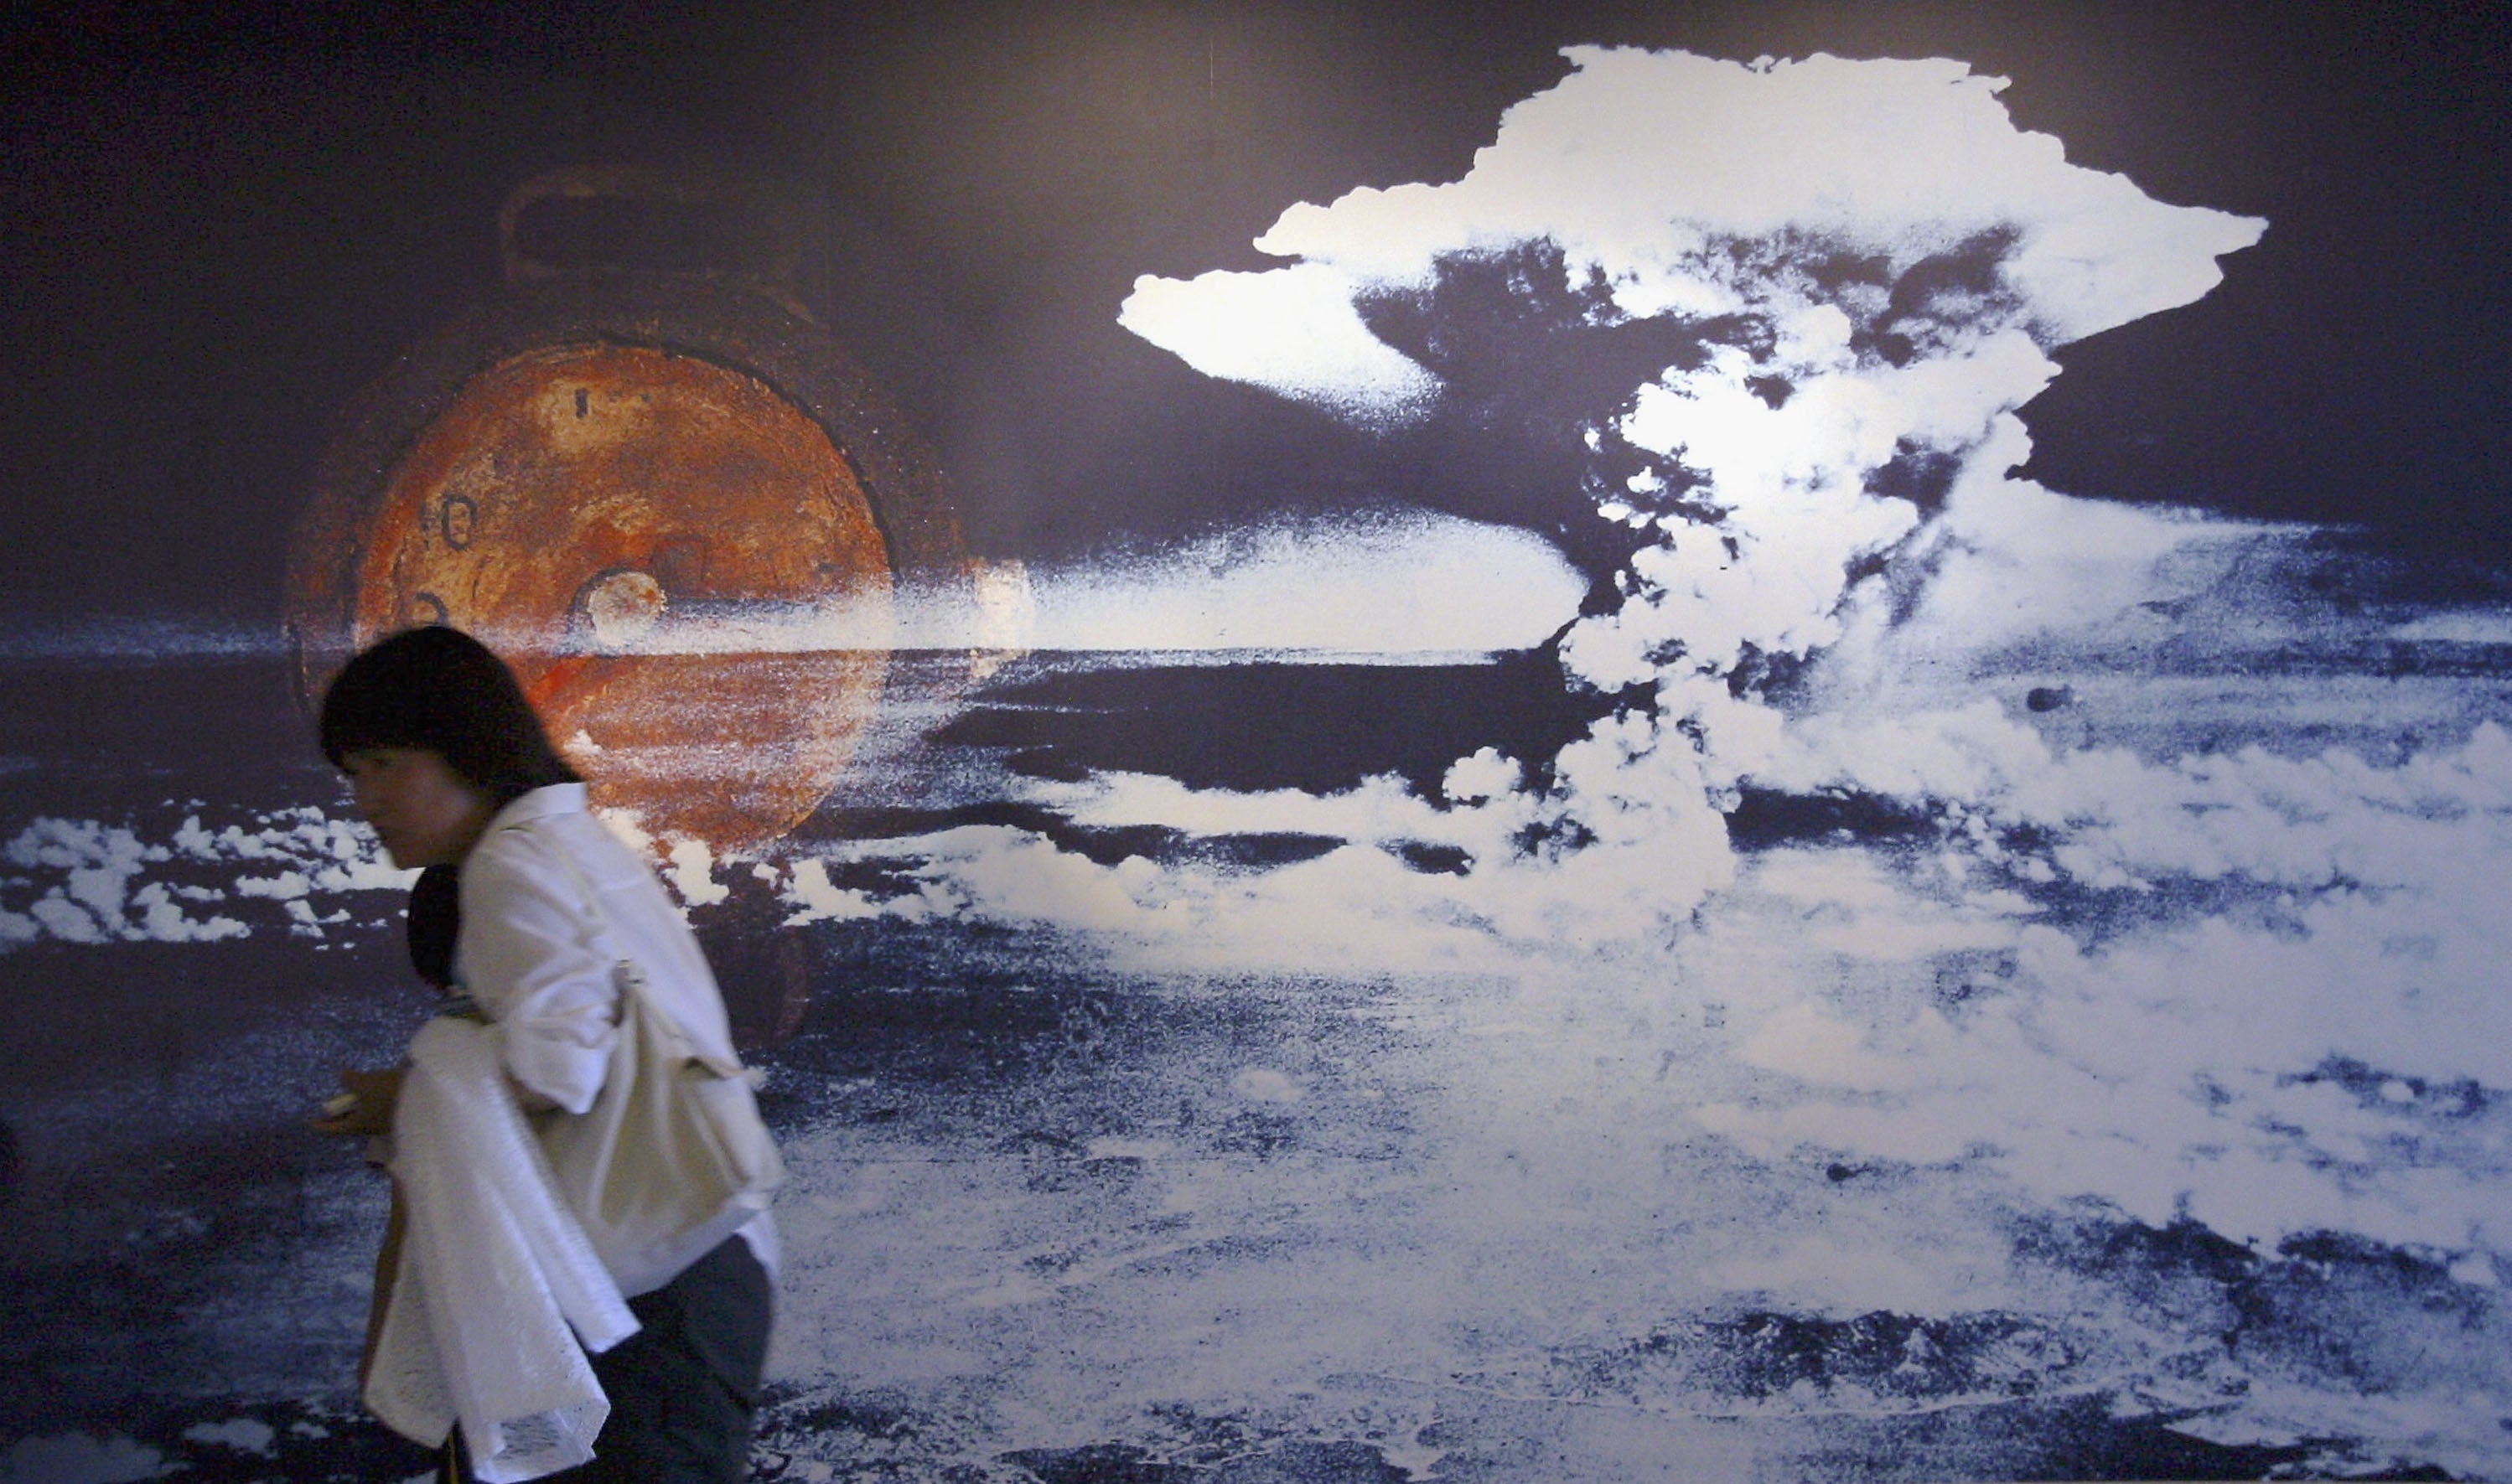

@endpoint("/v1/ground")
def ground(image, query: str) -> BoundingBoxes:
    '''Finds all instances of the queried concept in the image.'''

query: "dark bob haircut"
[318,625,583,806]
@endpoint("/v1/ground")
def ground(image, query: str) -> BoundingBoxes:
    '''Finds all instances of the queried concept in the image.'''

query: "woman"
[312,624,774,1483]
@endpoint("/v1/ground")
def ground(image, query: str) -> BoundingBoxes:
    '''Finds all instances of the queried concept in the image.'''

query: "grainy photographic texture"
[3,8,2507,1481]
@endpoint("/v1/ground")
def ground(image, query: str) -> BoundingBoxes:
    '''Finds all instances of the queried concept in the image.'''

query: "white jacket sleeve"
[456,827,618,1116]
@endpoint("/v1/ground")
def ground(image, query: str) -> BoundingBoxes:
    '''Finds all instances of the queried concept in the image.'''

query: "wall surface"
[3,3,2509,1480]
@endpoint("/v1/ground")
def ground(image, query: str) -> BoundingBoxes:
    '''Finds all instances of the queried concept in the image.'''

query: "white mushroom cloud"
[795,50,2512,1304]
[1119,45,2264,911]
[1121,47,2262,414]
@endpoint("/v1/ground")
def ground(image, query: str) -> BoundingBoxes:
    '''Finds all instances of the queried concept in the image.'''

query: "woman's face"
[343,747,495,870]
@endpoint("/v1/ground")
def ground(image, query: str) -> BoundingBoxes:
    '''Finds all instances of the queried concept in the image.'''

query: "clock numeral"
[439,494,478,551]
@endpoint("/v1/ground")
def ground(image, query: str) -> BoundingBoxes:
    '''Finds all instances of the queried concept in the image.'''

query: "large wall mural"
[3,4,2508,1481]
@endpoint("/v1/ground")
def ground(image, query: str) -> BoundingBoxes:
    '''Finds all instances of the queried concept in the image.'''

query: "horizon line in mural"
[5,37,2511,1481]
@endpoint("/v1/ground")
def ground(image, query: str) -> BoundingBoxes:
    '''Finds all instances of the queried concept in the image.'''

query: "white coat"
[457,783,778,1284]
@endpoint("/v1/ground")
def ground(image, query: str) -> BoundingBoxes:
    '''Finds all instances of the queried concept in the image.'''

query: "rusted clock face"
[334,340,894,850]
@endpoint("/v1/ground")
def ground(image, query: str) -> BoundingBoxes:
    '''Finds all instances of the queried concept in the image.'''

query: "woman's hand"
[311,1065,406,1137]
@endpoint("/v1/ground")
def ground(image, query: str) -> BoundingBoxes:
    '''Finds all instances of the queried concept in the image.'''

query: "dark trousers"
[444,1235,773,1483]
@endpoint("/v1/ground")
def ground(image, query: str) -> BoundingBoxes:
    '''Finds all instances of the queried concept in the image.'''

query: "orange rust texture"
[351,343,893,849]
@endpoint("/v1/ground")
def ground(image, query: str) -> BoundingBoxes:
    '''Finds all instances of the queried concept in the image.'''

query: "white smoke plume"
[1070,44,2274,959]
[1124,46,2262,814]
[993,510,1582,657]
[491,510,1582,660]
[791,44,2512,1307]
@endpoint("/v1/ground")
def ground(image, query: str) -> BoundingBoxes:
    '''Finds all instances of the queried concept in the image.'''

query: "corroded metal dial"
[291,270,970,853]
[354,342,892,847]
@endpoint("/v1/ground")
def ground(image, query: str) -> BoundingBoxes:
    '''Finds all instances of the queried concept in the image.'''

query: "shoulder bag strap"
[500,820,733,1071]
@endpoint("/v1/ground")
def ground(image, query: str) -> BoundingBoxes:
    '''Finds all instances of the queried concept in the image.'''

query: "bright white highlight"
[1014,512,1583,655]
[1118,264,1441,424]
